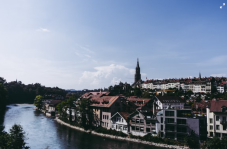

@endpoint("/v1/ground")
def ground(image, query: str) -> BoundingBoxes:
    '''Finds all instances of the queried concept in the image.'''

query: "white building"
[217,85,225,93]
[155,96,185,110]
[207,100,227,139]
[111,112,130,134]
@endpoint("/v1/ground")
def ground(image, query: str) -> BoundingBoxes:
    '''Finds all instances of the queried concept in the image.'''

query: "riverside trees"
[0,124,30,149]
[34,95,44,110]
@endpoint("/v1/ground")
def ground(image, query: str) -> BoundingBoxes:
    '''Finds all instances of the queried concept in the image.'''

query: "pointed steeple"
[137,58,139,68]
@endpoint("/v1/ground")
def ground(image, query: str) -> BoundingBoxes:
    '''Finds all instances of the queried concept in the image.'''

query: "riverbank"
[55,118,189,149]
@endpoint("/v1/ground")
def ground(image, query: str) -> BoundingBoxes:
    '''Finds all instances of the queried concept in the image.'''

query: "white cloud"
[210,73,226,77]
[78,64,146,89]
[223,3,225,6]
[220,6,223,9]
[198,55,227,66]
[85,54,91,58]
[36,28,50,32]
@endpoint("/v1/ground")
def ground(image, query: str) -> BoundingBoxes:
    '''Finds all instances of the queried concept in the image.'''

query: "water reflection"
[3,104,164,149]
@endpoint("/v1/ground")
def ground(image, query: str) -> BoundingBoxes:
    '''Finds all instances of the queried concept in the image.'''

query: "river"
[3,104,164,149]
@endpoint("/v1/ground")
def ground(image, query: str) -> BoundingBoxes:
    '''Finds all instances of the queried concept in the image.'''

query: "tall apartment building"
[207,100,227,139]
[156,109,207,141]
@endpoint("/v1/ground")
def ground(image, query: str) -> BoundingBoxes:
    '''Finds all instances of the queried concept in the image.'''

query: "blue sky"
[0,0,226,89]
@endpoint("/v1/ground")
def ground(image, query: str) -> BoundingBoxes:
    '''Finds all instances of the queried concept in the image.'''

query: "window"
[216,125,220,130]
[152,123,155,126]
[123,126,127,130]
[103,115,104,119]
[132,126,135,130]
[136,119,140,123]
[224,125,226,130]
[122,119,123,122]
[216,133,221,137]
[136,126,139,131]
[165,111,174,116]
[210,118,213,123]
[112,125,114,128]
[107,123,108,127]
[216,116,219,121]
[140,119,144,123]
[146,120,150,125]
[132,119,135,123]
[177,119,186,124]
[210,132,213,137]
[161,117,163,123]
[161,125,163,130]
[210,125,213,130]
[140,127,144,132]
[107,115,109,120]
[146,128,150,132]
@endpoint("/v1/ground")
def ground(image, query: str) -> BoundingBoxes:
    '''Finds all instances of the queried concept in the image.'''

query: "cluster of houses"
[141,76,227,94]
[40,89,227,142]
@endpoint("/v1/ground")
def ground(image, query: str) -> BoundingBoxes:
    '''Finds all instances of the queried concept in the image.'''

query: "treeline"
[0,77,67,104]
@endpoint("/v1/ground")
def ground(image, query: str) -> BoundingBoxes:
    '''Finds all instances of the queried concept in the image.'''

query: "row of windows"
[210,116,226,123]
[103,122,109,127]
[131,119,155,125]
[209,132,227,137]
[103,115,109,120]
[131,126,155,132]
[210,125,227,130]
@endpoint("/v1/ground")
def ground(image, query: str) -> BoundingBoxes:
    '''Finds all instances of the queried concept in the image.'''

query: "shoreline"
[55,117,189,149]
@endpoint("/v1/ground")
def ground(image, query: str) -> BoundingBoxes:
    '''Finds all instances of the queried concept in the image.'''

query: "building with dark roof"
[155,96,186,110]
[207,100,227,139]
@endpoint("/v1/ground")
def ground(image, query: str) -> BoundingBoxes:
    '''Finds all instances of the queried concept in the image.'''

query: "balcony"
[220,120,227,125]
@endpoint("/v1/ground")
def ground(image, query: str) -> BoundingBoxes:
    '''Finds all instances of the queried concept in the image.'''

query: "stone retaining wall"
[55,118,189,149]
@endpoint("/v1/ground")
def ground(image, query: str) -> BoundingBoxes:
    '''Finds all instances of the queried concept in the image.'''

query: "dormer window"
[222,106,226,113]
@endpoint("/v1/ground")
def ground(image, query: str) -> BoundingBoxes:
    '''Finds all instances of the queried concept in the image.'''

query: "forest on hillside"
[0,77,66,111]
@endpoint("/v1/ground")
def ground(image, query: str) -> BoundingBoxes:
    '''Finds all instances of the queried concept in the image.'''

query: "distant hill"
[65,89,81,91]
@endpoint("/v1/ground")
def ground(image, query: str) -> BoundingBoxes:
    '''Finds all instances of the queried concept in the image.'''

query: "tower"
[199,72,201,80]
[134,58,141,83]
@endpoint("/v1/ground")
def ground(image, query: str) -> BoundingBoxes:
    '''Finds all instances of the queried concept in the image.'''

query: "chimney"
[153,101,156,116]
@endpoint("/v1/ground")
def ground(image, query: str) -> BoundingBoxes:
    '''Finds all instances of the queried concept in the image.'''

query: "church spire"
[137,58,139,67]
[134,58,141,83]
[199,72,201,80]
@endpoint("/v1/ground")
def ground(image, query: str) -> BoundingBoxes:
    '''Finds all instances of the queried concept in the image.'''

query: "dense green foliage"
[0,77,66,104]
[0,124,30,149]
[33,95,44,110]
[203,137,227,149]
[0,80,8,122]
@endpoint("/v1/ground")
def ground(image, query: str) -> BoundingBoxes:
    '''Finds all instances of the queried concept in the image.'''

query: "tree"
[134,87,142,97]
[33,95,44,110]
[66,97,77,124]
[9,124,29,149]
[0,124,30,149]
[184,132,199,148]
[76,98,92,129]
[0,83,8,117]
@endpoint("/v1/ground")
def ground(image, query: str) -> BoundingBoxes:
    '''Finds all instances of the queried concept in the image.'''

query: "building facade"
[156,109,207,141]
[207,100,227,139]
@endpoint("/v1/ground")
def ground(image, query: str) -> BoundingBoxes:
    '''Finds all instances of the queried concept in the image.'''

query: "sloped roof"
[90,96,119,107]
[210,100,227,112]
[156,96,185,103]
[118,112,130,120]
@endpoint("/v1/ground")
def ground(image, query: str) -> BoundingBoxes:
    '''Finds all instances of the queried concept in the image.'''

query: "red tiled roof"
[118,112,130,120]
[210,100,227,112]
[127,97,151,107]
[90,96,119,107]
